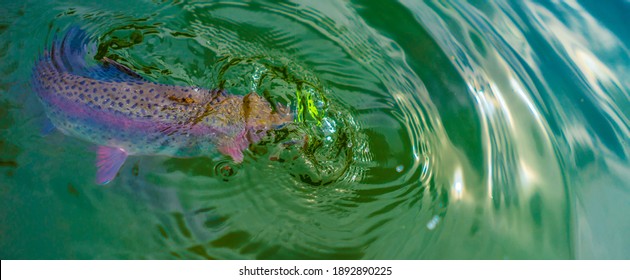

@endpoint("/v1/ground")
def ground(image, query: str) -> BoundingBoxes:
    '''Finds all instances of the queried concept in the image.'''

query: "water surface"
[0,0,628,259]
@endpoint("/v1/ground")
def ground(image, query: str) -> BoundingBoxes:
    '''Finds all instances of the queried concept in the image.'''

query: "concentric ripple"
[0,0,628,259]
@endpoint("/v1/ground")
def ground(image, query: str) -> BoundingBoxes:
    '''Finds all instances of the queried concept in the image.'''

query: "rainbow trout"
[32,28,292,184]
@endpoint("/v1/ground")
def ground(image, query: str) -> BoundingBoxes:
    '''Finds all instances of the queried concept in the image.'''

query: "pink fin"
[96,146,128,185]
[217,131,249,163]
[218,145,244,163]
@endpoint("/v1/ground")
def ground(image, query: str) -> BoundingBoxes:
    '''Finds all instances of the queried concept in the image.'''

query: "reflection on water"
[0,0,628,259]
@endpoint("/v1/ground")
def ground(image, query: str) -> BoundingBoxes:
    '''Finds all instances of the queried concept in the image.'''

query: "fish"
[32,27,293,184]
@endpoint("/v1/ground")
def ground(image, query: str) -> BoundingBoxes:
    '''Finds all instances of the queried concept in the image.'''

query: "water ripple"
[1,0,628,259]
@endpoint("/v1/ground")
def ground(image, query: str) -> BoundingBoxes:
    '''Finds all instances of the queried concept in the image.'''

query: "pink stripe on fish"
[38,81,223,137]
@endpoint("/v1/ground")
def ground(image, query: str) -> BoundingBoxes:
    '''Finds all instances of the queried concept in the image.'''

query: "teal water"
[1,0,628,259]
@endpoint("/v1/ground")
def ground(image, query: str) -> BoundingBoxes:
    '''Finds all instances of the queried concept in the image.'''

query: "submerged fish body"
[32,28,292,184]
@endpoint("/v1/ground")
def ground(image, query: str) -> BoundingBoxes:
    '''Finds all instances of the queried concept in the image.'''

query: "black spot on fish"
[104,88,108,92]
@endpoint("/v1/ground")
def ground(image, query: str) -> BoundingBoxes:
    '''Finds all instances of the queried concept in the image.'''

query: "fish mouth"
[273,103,294,128]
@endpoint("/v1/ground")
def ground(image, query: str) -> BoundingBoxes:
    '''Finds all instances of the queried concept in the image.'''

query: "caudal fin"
[33,26,145,91]
[47,26,92,73]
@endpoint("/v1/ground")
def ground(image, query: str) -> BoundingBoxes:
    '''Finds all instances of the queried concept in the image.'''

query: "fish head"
[243,93,293,143]
[271,102,294,129]
[243,93,293,128]
[211,93,294,162]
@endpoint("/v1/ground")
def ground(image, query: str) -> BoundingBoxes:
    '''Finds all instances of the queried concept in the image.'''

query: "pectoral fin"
[217,131,249,163]
[96,146,128,185]
[218,144,244,163]
[41,118,55,135]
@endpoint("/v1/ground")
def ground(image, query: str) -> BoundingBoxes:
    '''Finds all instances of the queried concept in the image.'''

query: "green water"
[1,0,628,259]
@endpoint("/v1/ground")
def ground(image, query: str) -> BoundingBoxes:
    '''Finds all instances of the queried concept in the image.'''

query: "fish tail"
[34,26,92,78]
[32,26,93,113]
[51,26,92,73]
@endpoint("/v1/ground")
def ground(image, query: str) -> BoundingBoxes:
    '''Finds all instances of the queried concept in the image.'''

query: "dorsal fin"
[85,57,145,82]
[101,57,144,79]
